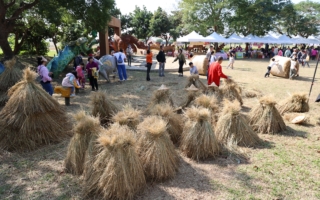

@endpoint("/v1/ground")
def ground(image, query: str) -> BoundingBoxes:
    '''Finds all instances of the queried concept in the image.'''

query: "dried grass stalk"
[137,116,179,181]
[181,107,220,161]
[0,57,23,106]
[221,138,249,163]
[91,91,118,126]
[186,75,207,91]
[112,104,141,130]
[181,90,201,109]
[0,68,71,151]
[216,100,261,147]
[194,94,220,125]
[244,89,262,98]
[146,89,174,113]
[278,92,309,115]
[283,113,310,125]
[149,104,183,144]
[83,124,146,199]
[64,111,101,175]
[249,96,286,134]
[220,79,243,105]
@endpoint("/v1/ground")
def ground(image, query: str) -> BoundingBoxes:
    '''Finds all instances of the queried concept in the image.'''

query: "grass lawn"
[46,50,57,57]
[0,56,320,199]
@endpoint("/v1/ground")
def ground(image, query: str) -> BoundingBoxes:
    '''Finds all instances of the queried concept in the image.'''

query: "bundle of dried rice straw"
[0,68,71,151]
[83,123,145,199]
[0,57,23,106]
[243,88,263,98]
[186,74,207,92]
[278,92,309,115]
[137,116,179,181]
[112,104,141,130]
[249,96,286,134]
[194,94,220,125]
[146,84,174,113]
[283,113,309,125]
[149,104,183,144]
[180,106,220,161]
[220,79,243,105]
[64,111,101,175]
[91,91,118,126]
[180,84,201,109]
[216,100,261,147]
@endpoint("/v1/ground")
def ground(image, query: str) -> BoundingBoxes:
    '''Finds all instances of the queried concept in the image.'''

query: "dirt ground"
[1,56,320,200]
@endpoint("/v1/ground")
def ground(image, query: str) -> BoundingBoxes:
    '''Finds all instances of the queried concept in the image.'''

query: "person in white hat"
[37,56,53,96]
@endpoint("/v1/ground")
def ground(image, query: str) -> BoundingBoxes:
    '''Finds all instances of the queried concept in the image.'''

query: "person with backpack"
[86,57,99,91]
[37,56,53,96]
[114,49,127,82]
[156,45,166,77]
[126,44,133,66]
[73,53,83,69]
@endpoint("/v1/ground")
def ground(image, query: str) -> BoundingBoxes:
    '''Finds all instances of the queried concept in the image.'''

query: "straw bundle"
[220,79,243,105]
[249,96,286,134]
[0,57,23,106]
[146,87,174,113]
[181,107,220,161]
[112,104,141,130]
[91,91,118,126]
[278,93,309,115]
[216,100,261,147]
[181,86,201,109]
[64,111,101,175]
[194,94,220,125]
[137,116,179,181]
[83,123,146,199]
[283,113,309,125]
[149,104,183,144]
[0,68,71,151]
[186,75,207,92]
[244,89,262,98]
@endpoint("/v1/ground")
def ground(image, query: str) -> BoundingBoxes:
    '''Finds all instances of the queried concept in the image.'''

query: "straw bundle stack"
[112,104,141,130]
[216,100,261,147]
[146,85,174,113]
[180,107,220,161]
[249,96,286,134]
[149,104,183,144]
[0,68,71,151]
[278,93,309,115]
[181,84,201,109]
[194,94,220,125]
[137,116,179,181]
[83,123,145,199]
[186,75,207,92]
[91,91,118,126]
[220,79,243,105]
[0,57,23,106]
[243,89,263,98]
[64,111,101,175]
[283,113,309,125]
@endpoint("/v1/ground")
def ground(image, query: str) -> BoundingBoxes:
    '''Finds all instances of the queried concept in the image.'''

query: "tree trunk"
[0,26,14,60]
[52,36,59,54]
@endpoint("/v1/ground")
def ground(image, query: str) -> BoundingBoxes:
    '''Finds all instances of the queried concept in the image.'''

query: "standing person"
[208,57,228,86]
[114,49,128,82]
[227,52,235,69]
[62,73,77,97]
[37,56,53,96]
[73,53,83,70]
[301,49,310,68]
[264,58,278,78]
[189,62,199,75]
[76,62,85,89]
[86,57,99,91]
[145,49,153,81]
[172,49,186,77]
[206,46,214,79]
[156,45,166,77]
[126,44,133,66]
[209,51,216,64]
[278,48,283,56]
[289,58,298,80]
[285,47,291,57]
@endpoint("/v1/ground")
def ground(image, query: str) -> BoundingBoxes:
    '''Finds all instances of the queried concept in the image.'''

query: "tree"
[120,14,132,34]
[168,10,186,41]
[108,6,121,39]
[149,7,172,46]
[130,6,153,42]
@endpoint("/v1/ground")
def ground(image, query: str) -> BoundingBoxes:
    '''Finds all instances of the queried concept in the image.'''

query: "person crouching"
[265,58,278,78]
[62,73,77,97]
[189,62,199,75]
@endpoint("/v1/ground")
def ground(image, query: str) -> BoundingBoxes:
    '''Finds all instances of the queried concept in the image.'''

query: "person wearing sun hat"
[37,56,53,96]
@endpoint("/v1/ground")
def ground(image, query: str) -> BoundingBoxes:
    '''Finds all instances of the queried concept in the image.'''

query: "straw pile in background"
[283,113,310,125]
[146,85,174,113]
[180,106,220,161]
[216,100,261,147]
[180,85,201,109]
[186,75,207,92]
[278,92,309,115]
[243,88,263,98]
[64,111,101,175]
[137,116,179,181]
[249,96,286,134]
[220,79,243,105]
[194,94,220,125]
[91,91,118,126]
[0,68,71,151]
[149,104,183,144]
[0,57,23,106]
[112,104,141,130]
[83,123,145,199]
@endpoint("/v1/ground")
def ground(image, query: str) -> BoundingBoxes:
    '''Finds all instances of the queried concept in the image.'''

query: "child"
[290,58,298,80]
[265,58,278,78]
[227,52,235,69]
[76,63,85,89]
[62,73,77,97]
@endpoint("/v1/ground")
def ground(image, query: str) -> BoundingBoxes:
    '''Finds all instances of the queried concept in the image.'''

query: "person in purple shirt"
[86,57,99,91]
[37,56,53,96]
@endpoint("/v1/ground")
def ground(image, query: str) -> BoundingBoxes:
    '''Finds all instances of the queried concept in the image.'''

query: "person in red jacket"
[207,56,228,86]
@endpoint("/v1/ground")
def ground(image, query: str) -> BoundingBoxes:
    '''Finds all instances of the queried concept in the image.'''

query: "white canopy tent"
[306,35,320,44]
[291,35,310,44]
[227,33,244,43]
[176,31,206,42]
[275,35,294,44]
[243,34,265,43]
[203,32,229,43]
[261,34,280,44]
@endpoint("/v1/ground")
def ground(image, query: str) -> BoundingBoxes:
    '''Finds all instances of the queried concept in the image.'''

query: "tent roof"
[275,35,294,44]
[204,32,228,43]
[176,31,206,42]
[227,33,244,43]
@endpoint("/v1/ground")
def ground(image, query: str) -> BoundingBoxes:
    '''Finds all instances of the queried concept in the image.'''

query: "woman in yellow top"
[146,49,153,81]
[173,49,186,77]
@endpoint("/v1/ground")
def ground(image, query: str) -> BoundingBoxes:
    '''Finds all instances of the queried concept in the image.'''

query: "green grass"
[46,50,57,57]
[0,48,3,55]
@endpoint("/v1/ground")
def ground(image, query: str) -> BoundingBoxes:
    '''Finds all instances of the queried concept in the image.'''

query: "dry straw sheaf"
[278,92,309,115]
[181,107,220,161]
[112,104,141,130]
[64,111,101,175]
[149,104,183,144]
[181,90,202,109]
[194,94,220,125]
[0,68,71,151]
[186,75,207,91]
[283,113,310,125]
[91,91,118,126]
[137,116,179,181]
[83,123,145,200]
[146,89,174,113]
[244,88,263,98]
[216,100,261,147]
[220,79,243,105]
[0,57,23,106]
[249,96,286,134]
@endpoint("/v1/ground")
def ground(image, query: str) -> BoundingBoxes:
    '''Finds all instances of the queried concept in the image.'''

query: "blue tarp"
[0,62,4,75]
